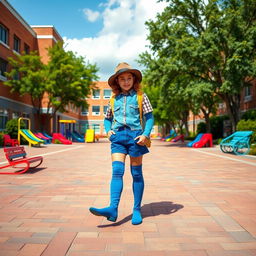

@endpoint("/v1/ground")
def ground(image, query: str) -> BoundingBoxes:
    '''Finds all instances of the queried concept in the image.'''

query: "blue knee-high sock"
[110,161,125,208]
[89,161,124,222]
[131,165,144,225]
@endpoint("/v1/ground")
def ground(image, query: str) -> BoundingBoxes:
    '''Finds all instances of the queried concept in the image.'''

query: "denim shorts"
[110,127,149,157]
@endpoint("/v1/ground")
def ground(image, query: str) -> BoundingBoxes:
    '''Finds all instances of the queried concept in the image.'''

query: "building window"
[92,89,100,99]
[0,24,9,45]
[13,35,21,53]
[92,106,100,115]
[81,106,88,116]
[104,89,111,99]
[0,58,8,81]
[0,109,8,131]
[244,86,252,102]
[24,43,30,54]
[92,124,100,134]
[103,105,108,114]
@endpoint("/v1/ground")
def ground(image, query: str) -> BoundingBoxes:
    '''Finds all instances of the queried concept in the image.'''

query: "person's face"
[117,72,134,93]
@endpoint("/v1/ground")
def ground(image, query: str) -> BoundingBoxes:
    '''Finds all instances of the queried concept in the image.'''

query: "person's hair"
[111,73,141,95]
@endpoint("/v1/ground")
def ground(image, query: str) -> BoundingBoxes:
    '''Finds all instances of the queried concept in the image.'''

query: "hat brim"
[108,68,142,87]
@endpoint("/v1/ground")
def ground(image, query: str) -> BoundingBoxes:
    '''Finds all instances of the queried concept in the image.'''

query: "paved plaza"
[0,139,256,256]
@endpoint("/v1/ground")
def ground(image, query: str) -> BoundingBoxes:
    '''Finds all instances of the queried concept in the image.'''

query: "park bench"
[0,146,43,175]
[220,131,253,155]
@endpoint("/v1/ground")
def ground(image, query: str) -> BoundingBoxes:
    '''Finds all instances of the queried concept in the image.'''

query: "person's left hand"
[134,135,147,146]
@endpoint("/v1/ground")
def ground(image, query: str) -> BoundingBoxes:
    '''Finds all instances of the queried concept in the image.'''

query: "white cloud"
[83,8,100,22]
[64,0,167,81]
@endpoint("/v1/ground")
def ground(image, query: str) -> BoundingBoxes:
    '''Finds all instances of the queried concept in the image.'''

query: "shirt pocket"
[129,104,139,115]
[113,106,121,115]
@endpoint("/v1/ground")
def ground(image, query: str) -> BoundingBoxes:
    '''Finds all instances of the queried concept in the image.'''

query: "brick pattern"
[0,141,256,256]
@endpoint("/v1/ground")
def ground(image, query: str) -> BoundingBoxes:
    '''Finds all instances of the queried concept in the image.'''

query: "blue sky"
[8,0,104,38]
[8,0,167,80]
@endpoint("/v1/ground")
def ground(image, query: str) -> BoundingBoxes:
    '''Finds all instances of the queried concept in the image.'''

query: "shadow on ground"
[98,201,184,228]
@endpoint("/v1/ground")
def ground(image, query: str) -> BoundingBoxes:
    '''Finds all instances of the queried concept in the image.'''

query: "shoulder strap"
[137,91,143,126]
[110,95,115,115]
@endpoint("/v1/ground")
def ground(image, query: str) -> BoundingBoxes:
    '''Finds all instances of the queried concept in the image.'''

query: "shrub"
[0,132,4,147]
[196,122,206,134]
[249,144,256,155]
[5,118,26,139]
[236,119,256,143]
[241,109,256,121]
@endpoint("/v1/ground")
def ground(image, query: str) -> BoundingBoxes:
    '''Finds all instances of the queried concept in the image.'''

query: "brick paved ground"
[0,139,256,256]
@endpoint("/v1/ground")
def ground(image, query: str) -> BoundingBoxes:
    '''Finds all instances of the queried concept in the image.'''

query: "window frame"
[13,35,21,53]
[92,105,100,116]
[92,89,100,99]
[103,89,111,99]
[0,23,9,46]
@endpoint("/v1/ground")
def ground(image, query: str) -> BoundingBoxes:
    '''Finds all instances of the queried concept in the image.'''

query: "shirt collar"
[120,89,136,96]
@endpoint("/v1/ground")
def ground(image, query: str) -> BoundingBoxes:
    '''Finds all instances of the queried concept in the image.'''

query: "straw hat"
[108,62,142,87]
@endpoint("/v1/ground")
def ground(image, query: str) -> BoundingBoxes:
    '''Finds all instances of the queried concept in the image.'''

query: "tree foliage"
[5,42,99,120]
[140,0,256,132]
[4,52,46,114]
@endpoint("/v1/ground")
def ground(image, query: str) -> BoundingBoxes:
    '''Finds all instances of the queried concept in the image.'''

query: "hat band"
[115,68,131,75]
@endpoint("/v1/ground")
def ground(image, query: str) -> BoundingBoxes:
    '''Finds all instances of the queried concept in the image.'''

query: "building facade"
[0,0,64,132]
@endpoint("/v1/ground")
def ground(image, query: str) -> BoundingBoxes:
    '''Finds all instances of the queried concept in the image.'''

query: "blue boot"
[89,161,124,222]
[131,165,144,225]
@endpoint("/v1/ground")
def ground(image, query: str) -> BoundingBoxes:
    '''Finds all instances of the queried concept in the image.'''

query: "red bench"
[0,146,43,175]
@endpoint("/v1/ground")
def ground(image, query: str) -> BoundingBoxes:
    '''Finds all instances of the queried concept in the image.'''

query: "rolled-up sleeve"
[142,93,153,114]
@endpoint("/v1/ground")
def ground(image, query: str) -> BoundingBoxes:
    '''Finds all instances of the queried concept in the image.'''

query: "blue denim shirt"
[112,89,142,131]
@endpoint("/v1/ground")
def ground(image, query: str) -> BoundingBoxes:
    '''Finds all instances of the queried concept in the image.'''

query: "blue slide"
[187,133,204,147]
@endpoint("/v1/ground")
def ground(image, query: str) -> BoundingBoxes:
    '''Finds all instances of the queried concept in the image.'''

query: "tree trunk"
[200,108,211,133]
[222,94,241,133]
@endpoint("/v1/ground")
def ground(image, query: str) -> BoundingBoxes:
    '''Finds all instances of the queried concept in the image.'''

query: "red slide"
[52,133,72,144]
[193,133,213,148]
[171,134,184,142]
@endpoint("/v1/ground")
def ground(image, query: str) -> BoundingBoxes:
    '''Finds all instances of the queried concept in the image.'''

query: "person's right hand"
[107,130,115,140]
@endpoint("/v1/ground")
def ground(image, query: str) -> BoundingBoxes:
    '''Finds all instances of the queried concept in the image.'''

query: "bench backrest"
[233,131,253,137]
[4,146,27,162]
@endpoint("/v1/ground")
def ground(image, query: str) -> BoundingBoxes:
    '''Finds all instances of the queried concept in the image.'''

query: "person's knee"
[112,161,125,177]
[130,165,143,181]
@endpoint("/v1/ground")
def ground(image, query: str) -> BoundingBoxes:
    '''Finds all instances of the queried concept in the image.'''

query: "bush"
[249,144,256,155]
[236,119,256,143]
[5,118,25,139]
[196,122,206,134]
[241,109,256,121]
[0,132,4,147]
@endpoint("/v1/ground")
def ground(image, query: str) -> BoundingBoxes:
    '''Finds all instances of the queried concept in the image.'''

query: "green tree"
[45,42,99,117]
[4,52,46,115]
[4,42,99,128]
[140,0,256,132]
[186,82,220,132]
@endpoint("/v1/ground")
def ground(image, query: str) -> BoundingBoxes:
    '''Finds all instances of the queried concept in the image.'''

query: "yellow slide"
[19,129,44,146]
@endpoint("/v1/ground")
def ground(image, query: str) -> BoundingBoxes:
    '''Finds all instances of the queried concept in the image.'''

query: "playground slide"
[35,133,51,144]
[193,133,213,148]
[74,131,84,139]
[71,132,84,142]
[171,134,184,142]
[20,129,44,145]
[42,132,52,139]
[52,133,72,144]
[187,133,203,147]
